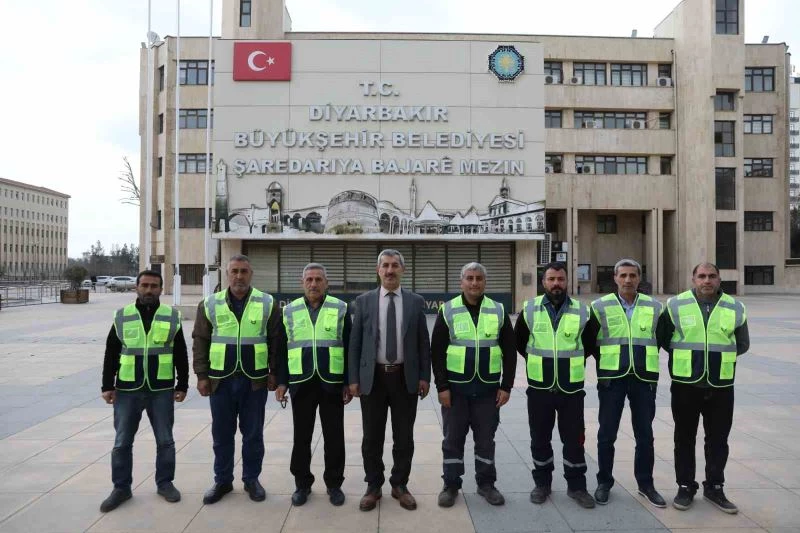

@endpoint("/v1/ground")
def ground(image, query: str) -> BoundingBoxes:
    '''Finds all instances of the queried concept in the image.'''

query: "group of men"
[99,251,748,518]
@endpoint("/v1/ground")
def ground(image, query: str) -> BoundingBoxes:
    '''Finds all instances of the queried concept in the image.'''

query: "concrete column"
[515,240,538,309]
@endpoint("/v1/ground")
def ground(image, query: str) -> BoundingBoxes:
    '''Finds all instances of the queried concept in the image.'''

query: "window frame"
[573,63,606,86]
[744,211,774,231]
[714,91,736,111]
[745,67,775,92]
[716,221,737,270]
[576,155,647,175]
[240,0,252,27]
[744,265,774,285]
[743,114,773,135]
[610,63,648,87]
[179,108,213,130]
[596,214,617,234]
[714,121,735,157]
[715,168,736,210]
[544,61,563,84]
[544,110,562,129]
[179,60,215,86]
[574,110,646,129]
[744,158,774,178]
[178,153,213,174]
[545,154,563,174]
[715,0,739,35]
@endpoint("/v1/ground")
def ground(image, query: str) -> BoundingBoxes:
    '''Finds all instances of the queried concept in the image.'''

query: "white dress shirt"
[377,286,404,364]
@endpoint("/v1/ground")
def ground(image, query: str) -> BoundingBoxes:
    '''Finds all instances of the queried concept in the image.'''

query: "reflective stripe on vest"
[442,295,504,385]
[203,288,273,380]
[591,293,662,382]
[113,303,181,391]
[523,296,589,394]
[667,290,746,387]
[283,295,347,385]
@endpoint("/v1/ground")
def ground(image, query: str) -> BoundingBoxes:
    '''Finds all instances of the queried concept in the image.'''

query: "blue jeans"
[210,374,268,484]
[596,375,657,489]
[112,389,175,489]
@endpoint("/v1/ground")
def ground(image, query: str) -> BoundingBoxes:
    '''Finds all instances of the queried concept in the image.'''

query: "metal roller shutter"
[413,243,446,293]
[446,243,480,292]
[246,242,279,292]
[480,243,513,293]
[344,243,378,293]
[311,244,345,292]
[280,244,312,292]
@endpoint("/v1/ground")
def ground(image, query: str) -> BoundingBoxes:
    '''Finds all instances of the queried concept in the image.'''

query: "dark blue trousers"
[596,375,657,489]
[210,374,268,484]
[112,389,175,489]
[441,391,500,489]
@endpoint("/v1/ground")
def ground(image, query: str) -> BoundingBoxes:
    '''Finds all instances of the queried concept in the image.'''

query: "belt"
[377,363,403,373]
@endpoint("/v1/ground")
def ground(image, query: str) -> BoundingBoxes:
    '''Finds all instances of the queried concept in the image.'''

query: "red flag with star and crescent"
[233,42,292,81]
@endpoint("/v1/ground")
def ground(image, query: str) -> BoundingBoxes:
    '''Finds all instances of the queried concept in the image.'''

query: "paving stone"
[0,462,87,493]
[0,492,105,533]
[465,491,572,532]
[550,488,663,531]
[183,493,290,532]
[87,490,205,532]
[725,488,800,529]
[0,493,41,523]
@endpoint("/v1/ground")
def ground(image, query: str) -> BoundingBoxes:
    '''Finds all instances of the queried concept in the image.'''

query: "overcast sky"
[0,0,795,257]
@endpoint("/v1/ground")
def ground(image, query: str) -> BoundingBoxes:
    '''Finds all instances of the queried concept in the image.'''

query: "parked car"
[81,280,93,288]
[95,275,112,286]
[108,276,137,292]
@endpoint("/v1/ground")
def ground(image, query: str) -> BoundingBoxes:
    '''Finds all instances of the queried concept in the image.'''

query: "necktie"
[386,292,397,363]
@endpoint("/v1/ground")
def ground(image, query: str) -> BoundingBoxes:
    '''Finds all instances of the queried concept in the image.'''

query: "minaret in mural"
[500,177,509,199]
[409,178,417,216]
[214,160,230,232]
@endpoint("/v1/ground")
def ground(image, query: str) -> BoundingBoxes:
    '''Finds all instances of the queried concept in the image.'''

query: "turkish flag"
[233,42,292,81]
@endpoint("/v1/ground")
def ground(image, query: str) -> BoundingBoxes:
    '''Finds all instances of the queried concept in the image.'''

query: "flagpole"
[202,0,213,298]
[144,0,153,270]
[173,0,182,305]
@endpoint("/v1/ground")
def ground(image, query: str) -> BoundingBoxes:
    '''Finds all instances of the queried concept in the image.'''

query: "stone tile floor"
[0,291,799,532]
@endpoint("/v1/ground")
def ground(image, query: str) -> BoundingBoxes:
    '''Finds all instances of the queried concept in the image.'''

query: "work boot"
[477,484,505,506]
[157,482,181,503]
[327,487,345,506]
[567,488,596,509]
[529,485,551,504]
[292,487,311,506]
[100,487,132,512]
[672,485,696,510]
[202,482,233,505]
[359,486,382,511]
[391,485,417,510]
[594,484,610,505]
[703,483,738,514]
[243,479,266,502]
[438,485,459,507]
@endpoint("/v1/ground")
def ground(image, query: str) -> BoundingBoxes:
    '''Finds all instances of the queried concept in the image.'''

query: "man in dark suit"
[348,249,431,512]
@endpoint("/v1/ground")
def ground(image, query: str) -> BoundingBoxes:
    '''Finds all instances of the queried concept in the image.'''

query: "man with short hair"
[657,262,749,514]
[514,262,597,509]
[277,263,352,507]
[100,270,188,512]
[348,249,431,512]
[193,254,286,505]
[591,259,666,508]
[432,262,516,508]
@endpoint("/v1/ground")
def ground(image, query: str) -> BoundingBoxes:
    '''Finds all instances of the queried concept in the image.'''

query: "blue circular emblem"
[489,45,525,82]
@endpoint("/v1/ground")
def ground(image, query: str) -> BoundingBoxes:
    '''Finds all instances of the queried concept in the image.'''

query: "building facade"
[0,177,70,280]
[140,0,793,308]
[790,73,799,210]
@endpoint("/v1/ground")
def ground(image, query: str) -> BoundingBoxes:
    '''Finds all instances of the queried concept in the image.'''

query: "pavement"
[0,291,799,532]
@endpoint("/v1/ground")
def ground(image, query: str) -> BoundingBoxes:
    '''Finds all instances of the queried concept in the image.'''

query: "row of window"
[0,189,67,208]
[545,154,673,175]
[154,208,213,230]
[2,243,65,255]
[1,207,67,223]
[716,222,775,284]
[595,213,773,235]
[157,109,214,134]
[158,61,216,89]
[0,261,66,275]
[545,110,667,129]
[155,154,214,177]
[2,224,66,239]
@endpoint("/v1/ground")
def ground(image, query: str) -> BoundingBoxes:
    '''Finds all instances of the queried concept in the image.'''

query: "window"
[715,168,736,210]
[597,215,617,234]
[745,67,774,92]
[658,63,672,78]
[179,60,214,86]
[744,158,773,177]
[716,222,737,269]
[156,210,162,230]
[573,63,606,85]
[610,63,647,87]
[659,112,671,130]
[240,0,252,27]
[157,157,163,177]
[574,111,646,129]
[178,208,212,228]
[545,154,563,174]
[178,154,212,173]
[157,113,164,134]
[545,110,562,129]
[744,211,773,231]
[745,266,774,285]
[179,109,213,129]
[576,155,647,175]
[158,66,165,91]
[744,115,773,134]
[716,0,739,35]
[544,61,563,83]
[714,121,735,156]
[714,91,736,111]
[179,264,205,285]
[660,156,673,175]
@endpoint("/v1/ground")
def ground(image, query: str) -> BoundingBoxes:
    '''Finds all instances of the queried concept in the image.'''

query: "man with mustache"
[514,262,597,509]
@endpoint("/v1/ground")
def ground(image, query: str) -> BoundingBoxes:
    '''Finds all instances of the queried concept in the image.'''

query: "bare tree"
[118,156,140,206]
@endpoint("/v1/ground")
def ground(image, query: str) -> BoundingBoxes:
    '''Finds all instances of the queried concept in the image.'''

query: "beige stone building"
[0,177,70,280]
[140,0,793,308]
[790,73,799,210]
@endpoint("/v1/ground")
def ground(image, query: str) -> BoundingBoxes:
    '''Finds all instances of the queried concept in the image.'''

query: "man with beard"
[657,262,749,514]
[193,254,286,504]
[100,270,188,512]
[514,262,598,509]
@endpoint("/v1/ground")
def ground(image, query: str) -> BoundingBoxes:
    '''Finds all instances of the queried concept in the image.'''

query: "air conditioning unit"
[544,164,554,174]
[582,119,602,129]
[657,76,673,87]
[544,74,555,84]
[569,76,582,85]
[629,119,646,129]
[578,163,595,174]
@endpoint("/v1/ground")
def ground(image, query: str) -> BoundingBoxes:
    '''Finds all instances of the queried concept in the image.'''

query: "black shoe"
[529,485,551,504]
[438,485,459,508]
[567,488,596,509]
[594,485,610,505]
[327,487,345,506]
[244,479,266,502]
[672,485,696,510]
[157,482,181,503]
[638,486,666,508]
[477,484,505,506]
[703,484,738,514]
[292,487,311,506]
[100,488,132,512]
[203,482,233,505]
